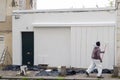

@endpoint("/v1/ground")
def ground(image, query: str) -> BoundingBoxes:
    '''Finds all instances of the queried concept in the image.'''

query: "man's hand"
[103,51,105,53]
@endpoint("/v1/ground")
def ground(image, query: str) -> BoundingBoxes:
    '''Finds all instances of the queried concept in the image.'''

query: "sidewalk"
[0,71,120,80]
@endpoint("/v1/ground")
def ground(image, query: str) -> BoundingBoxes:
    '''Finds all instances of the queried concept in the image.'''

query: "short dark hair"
[96,41,100,46]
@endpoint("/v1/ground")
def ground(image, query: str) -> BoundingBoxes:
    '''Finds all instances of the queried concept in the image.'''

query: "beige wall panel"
[26,0,31,9]
[117,0,120,2]
[0,0,6,21]
[4,32,12,65]
[0,16,12,31]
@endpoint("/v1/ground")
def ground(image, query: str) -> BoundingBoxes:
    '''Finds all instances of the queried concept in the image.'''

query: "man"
[85,41,105,78]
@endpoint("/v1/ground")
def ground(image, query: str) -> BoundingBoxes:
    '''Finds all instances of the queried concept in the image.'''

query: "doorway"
[22,32,34,66]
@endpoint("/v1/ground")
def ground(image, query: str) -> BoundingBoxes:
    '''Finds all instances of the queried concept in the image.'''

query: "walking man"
[85,41,105,78]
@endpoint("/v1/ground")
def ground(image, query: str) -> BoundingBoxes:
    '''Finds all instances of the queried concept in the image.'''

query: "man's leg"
[86,60,96,75]
[95,60,103,77]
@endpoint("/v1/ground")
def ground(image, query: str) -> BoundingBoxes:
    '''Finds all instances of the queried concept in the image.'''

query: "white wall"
[34,27,71,67]
[71,26,115,69]
[12,9,116,68]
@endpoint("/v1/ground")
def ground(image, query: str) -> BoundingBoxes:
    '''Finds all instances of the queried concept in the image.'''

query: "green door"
[22,32,34,66]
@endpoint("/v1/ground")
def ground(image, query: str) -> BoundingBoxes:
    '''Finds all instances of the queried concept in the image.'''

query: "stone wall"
[0,0,13,65]
[0,0,33,65]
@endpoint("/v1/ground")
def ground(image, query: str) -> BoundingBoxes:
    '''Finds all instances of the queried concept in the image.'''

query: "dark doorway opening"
[22,32,34,66]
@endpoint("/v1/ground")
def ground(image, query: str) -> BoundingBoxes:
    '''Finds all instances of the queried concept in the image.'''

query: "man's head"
[96,41,100,46]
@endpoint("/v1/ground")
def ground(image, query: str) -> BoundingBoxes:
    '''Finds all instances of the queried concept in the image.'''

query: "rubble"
[35,69,59,76]
[2,65,20,71]
[1,65,113,77]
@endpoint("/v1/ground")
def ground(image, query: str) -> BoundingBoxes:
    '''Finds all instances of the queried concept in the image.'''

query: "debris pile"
[2,65,113,77]
[91,69,113,74]
[35,69,59,76]
[20,65,27,76]
[2,65,20,71]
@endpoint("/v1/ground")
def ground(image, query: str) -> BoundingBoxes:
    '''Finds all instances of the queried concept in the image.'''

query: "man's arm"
[99,48,105,53]
[97,50,103,62]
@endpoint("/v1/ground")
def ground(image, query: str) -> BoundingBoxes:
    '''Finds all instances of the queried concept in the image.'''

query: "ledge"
[13,8,116,14]
[32,22,116,27]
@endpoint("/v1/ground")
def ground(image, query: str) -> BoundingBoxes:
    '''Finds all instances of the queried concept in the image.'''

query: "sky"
[36,0,115,9]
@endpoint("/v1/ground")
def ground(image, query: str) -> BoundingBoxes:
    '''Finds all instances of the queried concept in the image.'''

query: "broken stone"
[35,70,49,76]
[2,65,20,71]
[59,66,66,76]
[66,69,76,75]
[38,64,48,69]
[20,65,27,76]
[102,69,112,74]
[35,69,59,76]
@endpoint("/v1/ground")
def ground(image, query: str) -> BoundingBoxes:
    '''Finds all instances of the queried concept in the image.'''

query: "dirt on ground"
[0,70,120,80]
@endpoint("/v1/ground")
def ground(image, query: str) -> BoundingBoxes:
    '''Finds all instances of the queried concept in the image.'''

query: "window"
[0,37,4,41]
[0,36,4,58]
[36,0,115,9]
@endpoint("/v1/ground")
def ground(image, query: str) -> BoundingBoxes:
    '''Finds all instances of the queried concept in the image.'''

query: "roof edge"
[13,7,116,14]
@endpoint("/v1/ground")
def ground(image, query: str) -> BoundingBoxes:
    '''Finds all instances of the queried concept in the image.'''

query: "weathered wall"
[116,0,120,67]
[0,0,33,65]
[4,33,12,65]
[0,0,13,65]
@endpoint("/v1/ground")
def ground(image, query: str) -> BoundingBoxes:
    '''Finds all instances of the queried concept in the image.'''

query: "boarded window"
[0,37,4,41]
[0,36,4,58]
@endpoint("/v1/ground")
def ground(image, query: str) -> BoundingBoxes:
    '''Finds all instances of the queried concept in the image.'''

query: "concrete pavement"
[0,71,120,80]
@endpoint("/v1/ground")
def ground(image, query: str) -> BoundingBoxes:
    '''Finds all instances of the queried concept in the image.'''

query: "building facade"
[2,0,120,70]
[0,0,33,65]
[12,9,116,69]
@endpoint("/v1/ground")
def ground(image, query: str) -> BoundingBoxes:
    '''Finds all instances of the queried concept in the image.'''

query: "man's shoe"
[85,71,89,77]
[97,76,104,78]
